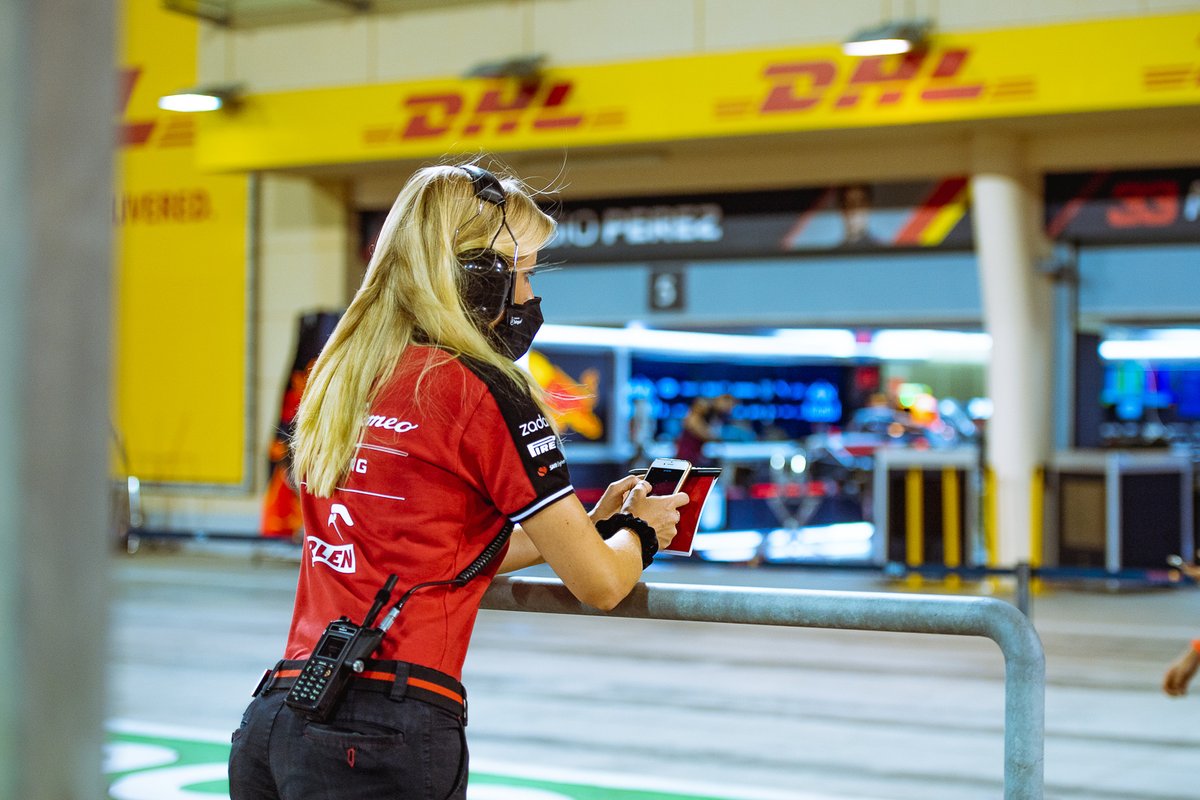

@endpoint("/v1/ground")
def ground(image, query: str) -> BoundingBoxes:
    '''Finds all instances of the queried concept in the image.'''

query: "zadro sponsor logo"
[527,435,558,457]
[519,416,550,437]
[306,536,357,574]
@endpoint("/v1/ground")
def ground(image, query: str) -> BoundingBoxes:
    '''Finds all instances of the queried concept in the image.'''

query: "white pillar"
[0,1,113,798]
[971,132,1054,566]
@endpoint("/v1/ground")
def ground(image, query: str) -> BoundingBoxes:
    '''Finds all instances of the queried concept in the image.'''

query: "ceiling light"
[1098,329,1200,361]
[842,19,932,57]
[157,84,242,113]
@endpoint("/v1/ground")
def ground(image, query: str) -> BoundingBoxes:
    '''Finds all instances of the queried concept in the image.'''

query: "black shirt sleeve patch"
[461,359,573,521]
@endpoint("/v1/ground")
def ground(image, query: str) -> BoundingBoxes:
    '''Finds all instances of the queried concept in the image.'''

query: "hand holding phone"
[621,458,691,553]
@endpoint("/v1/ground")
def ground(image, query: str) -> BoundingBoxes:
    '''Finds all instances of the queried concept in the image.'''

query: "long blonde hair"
[293,160,557,497]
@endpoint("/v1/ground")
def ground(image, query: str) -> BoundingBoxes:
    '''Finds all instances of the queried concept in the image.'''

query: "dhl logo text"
[364,80,615,145]
[716,48,1036,118]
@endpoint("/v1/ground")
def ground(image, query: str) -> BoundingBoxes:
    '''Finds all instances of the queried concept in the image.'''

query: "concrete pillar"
[971,132,1054,566]
[0,1,114,798]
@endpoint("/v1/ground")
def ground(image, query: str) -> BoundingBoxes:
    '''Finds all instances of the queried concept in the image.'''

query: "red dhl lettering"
[760,48,985,115]
[365,81,585,144]
[117,66,157,148]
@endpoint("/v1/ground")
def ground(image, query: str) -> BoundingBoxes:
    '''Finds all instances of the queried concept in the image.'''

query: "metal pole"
[1015,561,1033,619]
[483,577,1045,800]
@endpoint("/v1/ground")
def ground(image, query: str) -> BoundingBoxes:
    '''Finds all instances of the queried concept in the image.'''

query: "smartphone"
[1168,554,1185,568]
[643,457,691,496]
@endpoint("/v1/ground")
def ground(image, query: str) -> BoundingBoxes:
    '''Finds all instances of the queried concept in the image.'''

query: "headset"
[456,164,518,324]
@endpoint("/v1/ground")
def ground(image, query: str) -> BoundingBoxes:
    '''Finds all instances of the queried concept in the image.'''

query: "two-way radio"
[284,522,513,721]
[284,574,396,721]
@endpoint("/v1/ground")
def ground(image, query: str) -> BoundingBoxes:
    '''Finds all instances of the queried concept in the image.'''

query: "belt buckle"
[253,659,285,697]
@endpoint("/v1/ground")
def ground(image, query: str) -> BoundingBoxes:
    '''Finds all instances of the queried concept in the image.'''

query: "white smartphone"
[1168,554,1185,568]
[643,457,691,497]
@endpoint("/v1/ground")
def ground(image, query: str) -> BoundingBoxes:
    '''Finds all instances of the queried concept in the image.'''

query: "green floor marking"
[106,729,752,800]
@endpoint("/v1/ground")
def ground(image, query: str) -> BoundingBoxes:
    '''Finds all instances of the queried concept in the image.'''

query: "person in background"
[1163,560,1200,697]
[675,393,739,466]
[709,393,738,436]
[228,161,687,800]
[675,396,716,466]
[837,183,878,247]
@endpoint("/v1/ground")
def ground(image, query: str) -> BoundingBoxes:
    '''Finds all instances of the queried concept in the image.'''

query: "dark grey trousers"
[229,685,468,800]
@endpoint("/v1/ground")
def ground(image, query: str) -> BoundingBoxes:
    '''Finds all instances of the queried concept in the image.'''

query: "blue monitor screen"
[629,357,851,442]
[1102,361,1200,422]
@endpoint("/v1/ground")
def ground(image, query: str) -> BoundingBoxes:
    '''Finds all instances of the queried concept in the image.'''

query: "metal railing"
[482,576,1045,800]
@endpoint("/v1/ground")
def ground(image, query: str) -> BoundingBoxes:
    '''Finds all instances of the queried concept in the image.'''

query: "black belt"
[255,659,467,724]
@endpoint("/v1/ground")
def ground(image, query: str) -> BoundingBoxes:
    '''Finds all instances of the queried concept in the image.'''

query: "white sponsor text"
[527,435,558,457]
[306,536,357,574]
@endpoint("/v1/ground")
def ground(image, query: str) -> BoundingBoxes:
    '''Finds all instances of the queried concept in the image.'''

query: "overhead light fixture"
[1098,329,1200,361]
[157,84,243,113]
[463,54,546,82]
[842,19,932,57]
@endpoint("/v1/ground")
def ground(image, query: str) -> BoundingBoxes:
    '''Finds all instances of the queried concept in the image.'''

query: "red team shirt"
[284,346,573,680]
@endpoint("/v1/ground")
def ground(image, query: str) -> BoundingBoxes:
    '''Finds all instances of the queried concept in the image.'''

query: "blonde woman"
[228,162,687,800]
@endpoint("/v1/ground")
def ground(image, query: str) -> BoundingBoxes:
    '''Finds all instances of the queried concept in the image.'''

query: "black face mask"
[487,296,543,360]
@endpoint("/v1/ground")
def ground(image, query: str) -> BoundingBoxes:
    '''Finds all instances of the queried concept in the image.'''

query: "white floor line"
[107,719,890,800]
[470,758,892,800]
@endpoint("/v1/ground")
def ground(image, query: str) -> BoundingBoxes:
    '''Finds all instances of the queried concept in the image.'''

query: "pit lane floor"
[109,550,1200,800]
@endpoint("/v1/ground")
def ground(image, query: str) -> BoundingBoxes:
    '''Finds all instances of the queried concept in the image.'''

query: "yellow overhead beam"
[197,12,1200,172]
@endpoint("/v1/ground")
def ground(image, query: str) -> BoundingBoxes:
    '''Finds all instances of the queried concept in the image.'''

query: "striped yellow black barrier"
[979,466,1045,595]
[1030,466,1045,594]
[904,467,925,587]
[942,466,962,589]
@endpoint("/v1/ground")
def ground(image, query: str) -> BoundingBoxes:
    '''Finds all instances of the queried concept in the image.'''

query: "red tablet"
[630,466,722,556]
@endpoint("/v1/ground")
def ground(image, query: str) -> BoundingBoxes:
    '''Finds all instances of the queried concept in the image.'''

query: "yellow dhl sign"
[198,11,1200,172]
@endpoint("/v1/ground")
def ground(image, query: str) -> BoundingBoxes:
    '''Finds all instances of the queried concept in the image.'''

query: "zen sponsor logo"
[366,415,419,433]
[527,435,558,457]
[519,416,550,437]
[305,536,357,574]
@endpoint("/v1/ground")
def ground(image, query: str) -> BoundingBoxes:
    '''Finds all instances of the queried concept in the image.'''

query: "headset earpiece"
[458,248,513,322]
[455,165,514,322]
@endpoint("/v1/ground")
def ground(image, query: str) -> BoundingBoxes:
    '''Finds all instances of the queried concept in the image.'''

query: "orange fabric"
[260,465,302,538]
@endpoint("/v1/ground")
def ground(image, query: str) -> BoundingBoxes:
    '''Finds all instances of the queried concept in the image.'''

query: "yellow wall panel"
[115,0,248,485]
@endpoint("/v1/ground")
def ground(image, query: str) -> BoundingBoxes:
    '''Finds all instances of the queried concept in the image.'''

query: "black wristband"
[595,512,659,569]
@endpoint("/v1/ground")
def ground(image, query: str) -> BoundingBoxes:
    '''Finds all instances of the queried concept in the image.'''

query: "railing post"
[482,577,1045,799]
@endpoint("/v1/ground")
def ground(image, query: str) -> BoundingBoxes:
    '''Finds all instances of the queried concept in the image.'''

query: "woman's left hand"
[589,474,641,524]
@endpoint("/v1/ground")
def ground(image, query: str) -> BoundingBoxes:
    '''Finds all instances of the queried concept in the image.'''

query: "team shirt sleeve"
[458,366,574,523]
